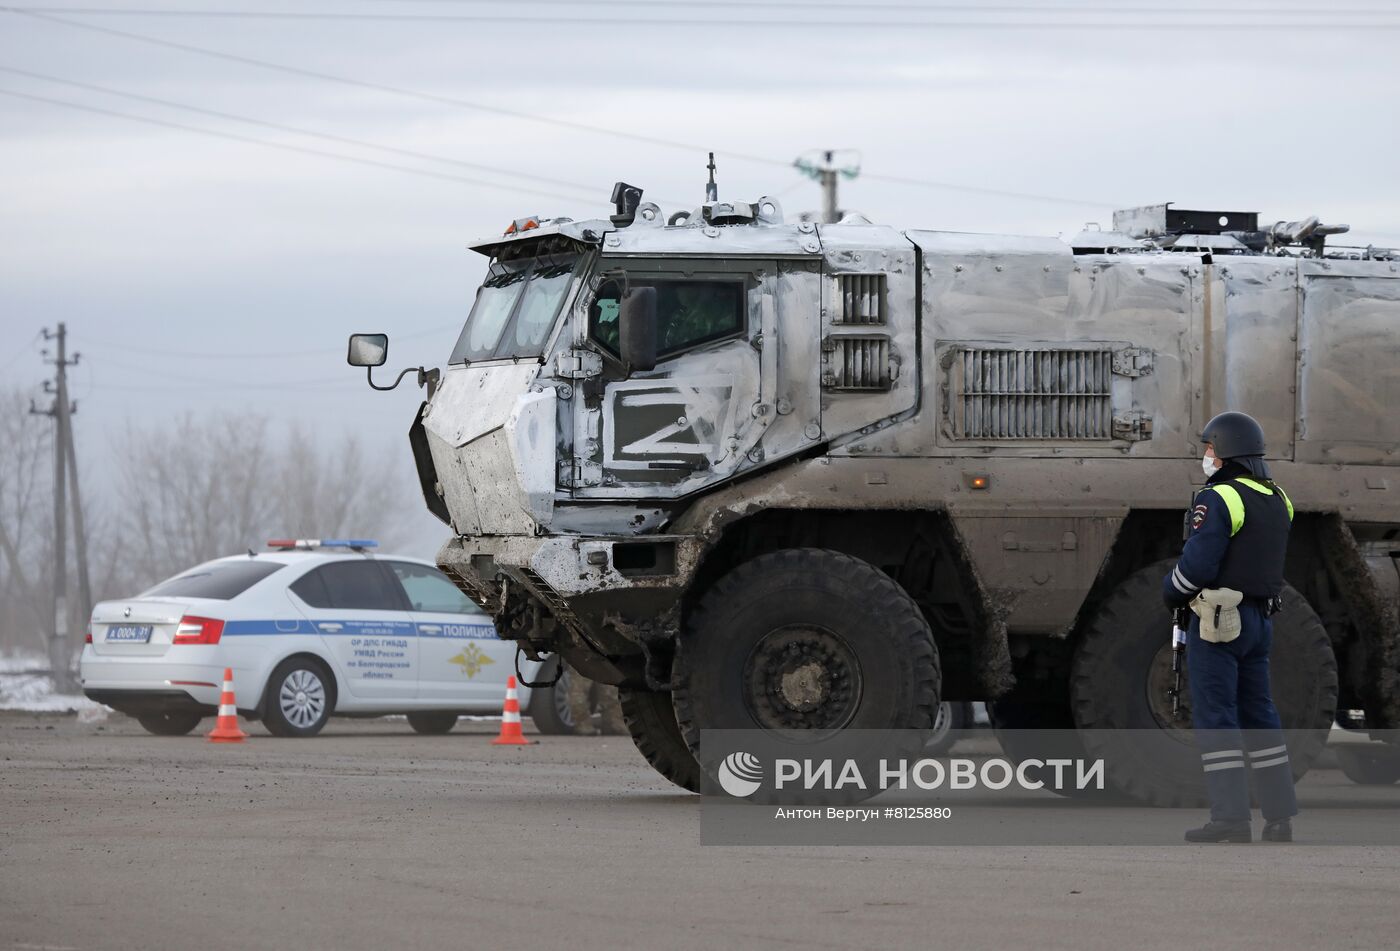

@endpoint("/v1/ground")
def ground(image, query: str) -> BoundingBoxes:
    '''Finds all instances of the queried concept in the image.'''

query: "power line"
[88,378,361,393]
[7,6,1400,29]
[0,330,44,373]
[0,65,609,198]
[92,354,352,387]
[2,8,1119,208]
[81,322,463,361]
[355,0,1400,10]
[0,88,602,204]
[2,8,788,169]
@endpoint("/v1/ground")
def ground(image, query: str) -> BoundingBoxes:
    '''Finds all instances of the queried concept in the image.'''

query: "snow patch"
[0,652,108,716]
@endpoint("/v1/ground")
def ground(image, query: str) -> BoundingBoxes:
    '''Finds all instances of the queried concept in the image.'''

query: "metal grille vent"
[836,274,886,325]
[952,348,1113,440]
[824,336,892,391]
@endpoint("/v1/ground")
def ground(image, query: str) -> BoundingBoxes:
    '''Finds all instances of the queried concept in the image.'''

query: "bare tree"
[113,412,411,589]
[2,402,414,661]
[114,414,275,584]
[0,388,55,656]
[272,422,411,545]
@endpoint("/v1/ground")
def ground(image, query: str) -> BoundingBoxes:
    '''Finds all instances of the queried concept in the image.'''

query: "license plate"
[106,625,153,643]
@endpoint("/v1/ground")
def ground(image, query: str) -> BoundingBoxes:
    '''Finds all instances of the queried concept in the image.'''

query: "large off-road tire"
[136,711,202,736]
[262,657,336,738]
[619,687,703,793]
[406,712,458,735]
[1335,746,1400,785]
[526,656,576,735]
[673,548,941,790]
[1070,561,1338,807]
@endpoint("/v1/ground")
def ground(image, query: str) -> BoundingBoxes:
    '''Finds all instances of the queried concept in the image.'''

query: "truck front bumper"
[436,532,705,655]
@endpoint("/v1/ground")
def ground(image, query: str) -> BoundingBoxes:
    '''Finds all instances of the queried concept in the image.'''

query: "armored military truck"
[355,184,1400,803]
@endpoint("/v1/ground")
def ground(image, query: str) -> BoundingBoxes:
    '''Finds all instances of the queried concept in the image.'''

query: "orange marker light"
[967,474,991,490]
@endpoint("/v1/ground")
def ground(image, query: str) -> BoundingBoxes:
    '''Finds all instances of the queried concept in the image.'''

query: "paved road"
[3,712,1398,951]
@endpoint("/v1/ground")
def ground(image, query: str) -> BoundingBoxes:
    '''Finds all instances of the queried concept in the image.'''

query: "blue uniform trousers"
[1187,600,1298,823]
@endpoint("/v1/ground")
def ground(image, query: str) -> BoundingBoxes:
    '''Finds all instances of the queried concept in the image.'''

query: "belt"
[1236,594,1283,615]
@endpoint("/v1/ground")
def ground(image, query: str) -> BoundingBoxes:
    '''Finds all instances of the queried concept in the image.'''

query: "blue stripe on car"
[221,619,501,639]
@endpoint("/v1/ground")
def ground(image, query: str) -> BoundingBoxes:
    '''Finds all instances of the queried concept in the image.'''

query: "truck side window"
[590,278,744,359]
[590,279,623,355]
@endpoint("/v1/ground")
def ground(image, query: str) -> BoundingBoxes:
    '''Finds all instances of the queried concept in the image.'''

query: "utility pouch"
[1191,587,1244,643]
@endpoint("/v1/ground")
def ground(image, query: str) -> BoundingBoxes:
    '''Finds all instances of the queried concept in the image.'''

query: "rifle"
[1170,607,1189,718]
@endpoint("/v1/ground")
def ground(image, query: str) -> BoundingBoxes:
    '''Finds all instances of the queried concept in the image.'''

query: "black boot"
[1185,820,1252,843]
[1261,819,1293,842]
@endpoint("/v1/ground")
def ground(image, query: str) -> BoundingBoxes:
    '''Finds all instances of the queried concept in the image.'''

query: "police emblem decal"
[447,643,494,678]
[1192,504,1208,530]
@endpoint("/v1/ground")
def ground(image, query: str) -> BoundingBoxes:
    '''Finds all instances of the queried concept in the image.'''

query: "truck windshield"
[450,247,582,363]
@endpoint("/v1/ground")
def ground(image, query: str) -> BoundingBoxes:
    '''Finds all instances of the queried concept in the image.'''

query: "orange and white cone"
[206,667,249,743]
[491,675,535,746]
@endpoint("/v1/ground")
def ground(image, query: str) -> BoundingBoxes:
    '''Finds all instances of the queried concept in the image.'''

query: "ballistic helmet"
[1201,411,1267,459]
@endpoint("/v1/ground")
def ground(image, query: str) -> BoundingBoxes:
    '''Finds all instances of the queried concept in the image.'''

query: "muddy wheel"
[619,687,702,793]
[1070,561,1338,807]
[673,548,940,789]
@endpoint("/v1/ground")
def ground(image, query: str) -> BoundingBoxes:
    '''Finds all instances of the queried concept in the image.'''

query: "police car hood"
[420,362,555,535]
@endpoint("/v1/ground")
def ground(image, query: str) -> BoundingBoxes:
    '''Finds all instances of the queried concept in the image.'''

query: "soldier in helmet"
[1163,411,1297,843]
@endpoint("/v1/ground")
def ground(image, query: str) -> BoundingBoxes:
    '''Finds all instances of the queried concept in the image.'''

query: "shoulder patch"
[1191,503,1209,531]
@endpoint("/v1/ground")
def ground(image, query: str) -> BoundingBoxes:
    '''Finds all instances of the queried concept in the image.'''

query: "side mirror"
[619,287,658,373]
[346,333,439,397]
[347,333,389,367]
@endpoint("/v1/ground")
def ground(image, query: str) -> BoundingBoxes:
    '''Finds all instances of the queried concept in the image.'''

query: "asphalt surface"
[3,712,1399,951]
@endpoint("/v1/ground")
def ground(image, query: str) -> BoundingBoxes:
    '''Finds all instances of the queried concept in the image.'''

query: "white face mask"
[1202,453,1221,477]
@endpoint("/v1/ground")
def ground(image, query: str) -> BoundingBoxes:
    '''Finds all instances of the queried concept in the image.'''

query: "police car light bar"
[267,539,380,550]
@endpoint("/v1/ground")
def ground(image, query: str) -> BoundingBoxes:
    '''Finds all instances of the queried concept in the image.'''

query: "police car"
[79,540,547,737]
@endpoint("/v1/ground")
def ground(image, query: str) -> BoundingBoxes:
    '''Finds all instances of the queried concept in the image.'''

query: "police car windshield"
[450,244,582,364]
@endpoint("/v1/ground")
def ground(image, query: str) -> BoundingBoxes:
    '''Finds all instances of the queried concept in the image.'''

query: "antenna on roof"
[706,151,718,203]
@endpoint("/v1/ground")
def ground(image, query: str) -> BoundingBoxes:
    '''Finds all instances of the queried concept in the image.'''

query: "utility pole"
[29,323,82,692]
[793,149,862,224]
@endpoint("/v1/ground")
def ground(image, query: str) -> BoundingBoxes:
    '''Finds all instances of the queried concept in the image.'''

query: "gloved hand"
[1162,571,1192,609]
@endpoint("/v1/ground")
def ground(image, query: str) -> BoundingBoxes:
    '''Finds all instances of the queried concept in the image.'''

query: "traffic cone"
[207,667,249,743]
[491,675,535,746]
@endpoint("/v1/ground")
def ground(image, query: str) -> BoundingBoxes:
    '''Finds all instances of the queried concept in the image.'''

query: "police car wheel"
[1071,561,1338,807]
[406,712,458,735]
[987,696,1127,801]
[618,687,703,793]
[673,548,940,795]
[527,656,576,735]
[924,702,965,756]
[1335,747,1400,785]
[262,658,335,738]
[136,711,202,736]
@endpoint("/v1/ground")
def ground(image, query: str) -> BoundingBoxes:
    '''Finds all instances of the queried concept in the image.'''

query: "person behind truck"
[566,667,627,737]
[1163,411,1297,844]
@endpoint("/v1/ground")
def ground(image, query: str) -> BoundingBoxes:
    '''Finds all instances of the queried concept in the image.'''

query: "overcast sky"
[3,0,1399,554]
